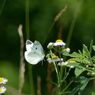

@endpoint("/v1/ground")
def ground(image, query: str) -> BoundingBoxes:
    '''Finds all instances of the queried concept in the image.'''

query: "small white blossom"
[0,86,6,94]
[0,77,8,84]
[65,48,70,53]
[58,61,74,68]
[69,66,74,68]
[54,39,66,46]
[47,42,54,48]
[47,58,63,63]
[58,61,68,66]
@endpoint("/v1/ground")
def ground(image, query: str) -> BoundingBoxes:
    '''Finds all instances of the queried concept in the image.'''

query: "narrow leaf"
[83,44,90,57]
[79,76,89,91]
[75,67,85,77]
[89,40,93,53]
[93,45,95,51]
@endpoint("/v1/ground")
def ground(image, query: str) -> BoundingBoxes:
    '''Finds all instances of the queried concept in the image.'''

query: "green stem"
[66,16,76,47]
[89,40,93,54]
[53,62,59,84]
[61,68,71,83]
[25,0,35,95]
[25,0,30,39]
[28,65,35,95]
[53,62,61,95]
[62,80,73,92]
[60,65,63,81]
[50,50,60,84]
[66,1,83,47]
[58,57,63,82]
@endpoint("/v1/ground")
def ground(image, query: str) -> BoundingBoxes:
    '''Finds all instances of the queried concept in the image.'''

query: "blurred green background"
[0,0,95,95]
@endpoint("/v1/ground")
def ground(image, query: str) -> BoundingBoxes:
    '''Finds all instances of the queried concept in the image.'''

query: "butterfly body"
[24,40,45,65]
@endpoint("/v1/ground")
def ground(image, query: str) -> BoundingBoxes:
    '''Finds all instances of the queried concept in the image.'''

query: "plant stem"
[66,1,83,47]
[62,80,73,92]
[18,25,25,95]
[54,62,59,84]
[25,0,30,39]
[53,62,61,95]
[25,0,35,95]
[28,65,35,95]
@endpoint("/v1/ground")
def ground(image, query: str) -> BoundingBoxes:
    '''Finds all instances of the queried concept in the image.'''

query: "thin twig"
[44,5,67,43]
[54,5,67,22]
[18,24,25,95]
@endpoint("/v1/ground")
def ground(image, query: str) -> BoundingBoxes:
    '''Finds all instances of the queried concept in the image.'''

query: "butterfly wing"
[25,40,45,64]
[33,41,45,56]
[26,40,33,51]
[24,51,44,64]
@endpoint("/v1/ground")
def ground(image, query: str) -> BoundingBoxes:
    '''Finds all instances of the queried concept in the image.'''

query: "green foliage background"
[0,0,95,95]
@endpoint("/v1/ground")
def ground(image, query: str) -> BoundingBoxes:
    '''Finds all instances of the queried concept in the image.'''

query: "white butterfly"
[24,40,45,65]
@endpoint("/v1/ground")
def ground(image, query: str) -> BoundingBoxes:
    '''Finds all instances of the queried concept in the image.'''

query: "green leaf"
[92,56,95,63]
[83,44,90,57]
[89,40,93,53]
[67,52,82,58]
[63,52,70,56]
[78,50,82,54]
[75,67,85,77]
[82,58,91,64]
[93,45,95,51]
[79,76,89,91]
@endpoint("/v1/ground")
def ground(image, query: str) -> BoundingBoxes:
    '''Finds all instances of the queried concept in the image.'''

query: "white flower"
[54,39,66,46]
[65,48,70,53]
[47,42,54,48]
[0,77,8,84]
[69,66,74,68]
[58,61,68,66]
[58,61,74,68]
[0,86,6,94]
[47,58,63,63]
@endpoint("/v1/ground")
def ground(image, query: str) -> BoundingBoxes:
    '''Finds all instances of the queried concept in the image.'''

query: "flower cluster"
[24,39,95,95]
[46,39,71,67]
[0,77,8,94]
[47,39,66,49]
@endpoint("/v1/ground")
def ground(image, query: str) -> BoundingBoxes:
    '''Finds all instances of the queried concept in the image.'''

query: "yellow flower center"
[69,60,76,63]
[52,54,58,59]
[0,78,3,82]
[56,39,63,42]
